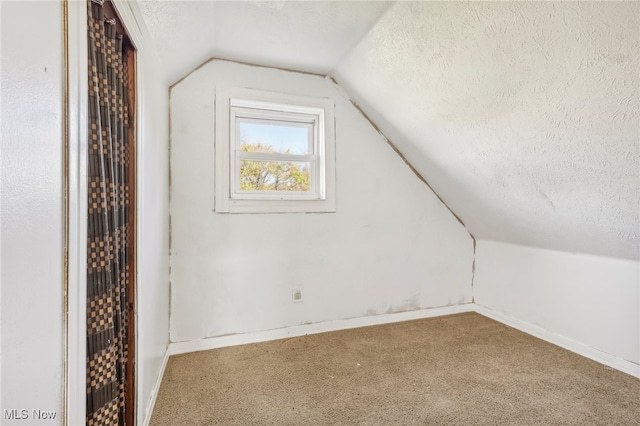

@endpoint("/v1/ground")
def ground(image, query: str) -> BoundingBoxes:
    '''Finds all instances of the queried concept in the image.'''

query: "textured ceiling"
[138,1,639,260]
[138,0,393,84]
[334,1,639,260]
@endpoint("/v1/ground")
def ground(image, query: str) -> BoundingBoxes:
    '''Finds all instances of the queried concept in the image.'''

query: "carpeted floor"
[150,312,640,425]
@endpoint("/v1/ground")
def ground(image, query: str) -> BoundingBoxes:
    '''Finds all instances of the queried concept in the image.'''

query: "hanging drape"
[86,0,132,424]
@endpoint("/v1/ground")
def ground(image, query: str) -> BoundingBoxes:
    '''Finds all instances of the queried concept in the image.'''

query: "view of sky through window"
[239,121,310,155]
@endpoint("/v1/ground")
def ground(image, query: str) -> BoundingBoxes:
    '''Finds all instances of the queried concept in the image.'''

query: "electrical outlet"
[292,286,303,303]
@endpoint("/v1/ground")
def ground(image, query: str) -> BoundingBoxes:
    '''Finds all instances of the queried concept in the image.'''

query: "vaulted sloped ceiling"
[138,0,393,84]
[334,1,639,260]
[139,0,639,260]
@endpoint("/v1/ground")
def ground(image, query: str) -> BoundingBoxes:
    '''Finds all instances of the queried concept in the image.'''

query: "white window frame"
[215,88,336,213]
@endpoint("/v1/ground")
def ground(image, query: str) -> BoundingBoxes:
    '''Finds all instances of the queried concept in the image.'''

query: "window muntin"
[214,88,335,214]
[229,101,326,201]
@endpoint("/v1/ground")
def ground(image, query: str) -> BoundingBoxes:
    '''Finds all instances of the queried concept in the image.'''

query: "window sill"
[214,198,336,214]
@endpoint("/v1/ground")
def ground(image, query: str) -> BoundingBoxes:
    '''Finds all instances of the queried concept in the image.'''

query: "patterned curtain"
[86,0,132,424]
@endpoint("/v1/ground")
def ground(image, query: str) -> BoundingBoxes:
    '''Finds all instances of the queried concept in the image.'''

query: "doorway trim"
[64,0,89,423]
[65,0,145,424]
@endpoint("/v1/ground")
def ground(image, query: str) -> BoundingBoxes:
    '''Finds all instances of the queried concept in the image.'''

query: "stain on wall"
[168,60,473,342]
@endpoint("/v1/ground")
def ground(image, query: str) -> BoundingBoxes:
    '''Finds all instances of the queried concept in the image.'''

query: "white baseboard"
[474,304,640,379]
[141,346,170,426]
[168,304,475,356]
[146,303,638,425]
[156,303,638,398]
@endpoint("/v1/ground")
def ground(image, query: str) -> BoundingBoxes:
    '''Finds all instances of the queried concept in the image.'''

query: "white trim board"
[65,1,89,424]
[143,303,638,422]
[141,347,171,426]
[169,304,475,356]
[474,304,640,379]
[166,303,639,379]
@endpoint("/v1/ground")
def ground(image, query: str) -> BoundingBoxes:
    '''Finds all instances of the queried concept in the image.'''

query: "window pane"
[239,120,311,155]
[239,160,311,192]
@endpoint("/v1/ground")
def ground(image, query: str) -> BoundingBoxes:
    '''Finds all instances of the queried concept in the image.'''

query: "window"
[215,88,335,213]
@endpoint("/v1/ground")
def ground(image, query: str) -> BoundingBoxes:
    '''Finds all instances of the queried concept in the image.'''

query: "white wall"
[474,240,639,375]
[1,1,65,424]
[135,32,170,426]
[169,60,473,344]
[110,2,171,424]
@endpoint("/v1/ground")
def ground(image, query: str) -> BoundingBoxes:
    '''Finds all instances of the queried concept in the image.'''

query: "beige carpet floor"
[150,312,640,425]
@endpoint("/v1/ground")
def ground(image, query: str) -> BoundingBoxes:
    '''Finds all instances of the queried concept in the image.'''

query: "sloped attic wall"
[169,60,473,343]
[332,0,639,375]
[334,1,639,261]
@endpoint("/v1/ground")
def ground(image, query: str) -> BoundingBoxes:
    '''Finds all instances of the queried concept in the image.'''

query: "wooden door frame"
[123,34,138,426]
[65,0,142,424]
